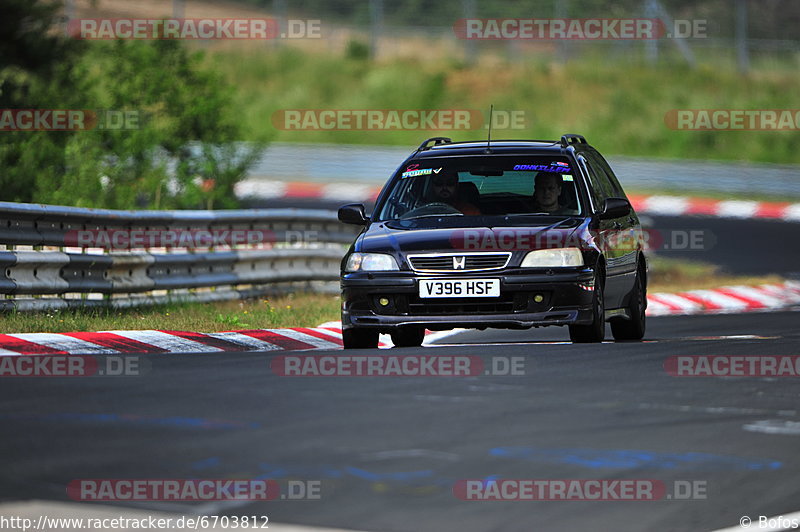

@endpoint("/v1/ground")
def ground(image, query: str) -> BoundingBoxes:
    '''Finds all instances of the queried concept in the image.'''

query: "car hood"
[358,216,586,254]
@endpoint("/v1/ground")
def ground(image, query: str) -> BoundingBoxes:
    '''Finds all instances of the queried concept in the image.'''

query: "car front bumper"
[341,268,596,331]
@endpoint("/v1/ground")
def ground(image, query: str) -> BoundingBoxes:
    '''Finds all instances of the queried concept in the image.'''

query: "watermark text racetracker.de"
[271,354,526,377]
[665,356,800,377]
[64,228,322,250]
[453,18,707,40]
[665,109,800,131]
[454,479,707,500]
[448,228,714,252]
[271,109,527,131]
[67,18,321,40]
[0,109,141,131]
[67,479,321,501]
[0,355,145,378]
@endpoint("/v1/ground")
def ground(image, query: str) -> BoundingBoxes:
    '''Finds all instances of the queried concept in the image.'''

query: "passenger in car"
[532,172,574,215]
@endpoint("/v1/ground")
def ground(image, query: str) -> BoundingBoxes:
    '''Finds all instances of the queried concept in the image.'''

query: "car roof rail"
[560,134,587,147]
[415,137,452,152]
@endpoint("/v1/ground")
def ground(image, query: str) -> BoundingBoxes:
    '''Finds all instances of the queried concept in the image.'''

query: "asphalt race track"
[1,310,800,532]
[1,209,799,531]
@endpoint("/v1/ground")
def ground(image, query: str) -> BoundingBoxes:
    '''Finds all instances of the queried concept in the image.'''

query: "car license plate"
[419,279,500,298]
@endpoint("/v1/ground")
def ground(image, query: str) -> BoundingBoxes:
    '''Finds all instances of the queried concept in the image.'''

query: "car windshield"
[375,156,584,221]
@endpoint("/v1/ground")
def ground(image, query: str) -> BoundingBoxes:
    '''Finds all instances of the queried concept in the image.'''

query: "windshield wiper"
[402,213,464,220]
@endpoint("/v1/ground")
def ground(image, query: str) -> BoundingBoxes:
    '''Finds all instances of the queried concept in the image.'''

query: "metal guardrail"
[0,202,359,311]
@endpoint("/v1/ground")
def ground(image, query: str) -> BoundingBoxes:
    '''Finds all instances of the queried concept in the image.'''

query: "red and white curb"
[236,180,800,223]
[646,280,800,316]
[235,180,382,203]
[0,324,405,356]
[0,327,349,356]
[627,194,800,222]
[0,281,797,355]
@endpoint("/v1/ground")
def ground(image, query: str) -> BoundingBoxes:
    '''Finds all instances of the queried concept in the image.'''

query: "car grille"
[407,299,517,315]
[407,252,511,272]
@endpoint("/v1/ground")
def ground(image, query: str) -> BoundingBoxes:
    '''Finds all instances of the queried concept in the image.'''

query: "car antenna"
[484,104,494,154]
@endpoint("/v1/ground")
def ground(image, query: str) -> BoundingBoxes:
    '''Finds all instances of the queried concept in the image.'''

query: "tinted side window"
[589,152,626,198]
[586,156,615,201]
[578,155,608,210]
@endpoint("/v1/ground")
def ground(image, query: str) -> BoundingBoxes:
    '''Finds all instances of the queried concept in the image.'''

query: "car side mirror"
[599,197,632,220]
[338,203,368,225]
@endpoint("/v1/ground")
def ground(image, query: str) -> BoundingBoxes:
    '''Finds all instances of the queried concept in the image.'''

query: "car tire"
[611,266,646,341]
[342,328,379,349]
[569,267,605,343]
[391,326,425,348]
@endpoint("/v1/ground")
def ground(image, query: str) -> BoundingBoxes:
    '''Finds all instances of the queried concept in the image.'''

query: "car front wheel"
[611,267,646,341]
[569,267,605,343]
[391,326,425,348]
[342,328,379,349]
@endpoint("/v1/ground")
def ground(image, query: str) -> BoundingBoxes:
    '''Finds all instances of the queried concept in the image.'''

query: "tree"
[0,0,84,203]
[1,1,261,209]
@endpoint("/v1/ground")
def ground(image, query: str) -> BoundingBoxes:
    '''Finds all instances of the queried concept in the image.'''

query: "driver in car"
[430,171,481,215]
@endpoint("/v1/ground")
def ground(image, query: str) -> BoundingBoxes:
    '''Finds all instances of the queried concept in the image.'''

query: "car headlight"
[521,248,584,268]
[345,252,399,272]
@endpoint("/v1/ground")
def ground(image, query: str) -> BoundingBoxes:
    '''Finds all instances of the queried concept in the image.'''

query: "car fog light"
[378,297,390,306]
[534,294,544,303]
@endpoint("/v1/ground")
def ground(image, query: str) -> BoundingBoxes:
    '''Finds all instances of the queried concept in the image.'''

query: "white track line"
[423,329,471,345]
[315,323,393,348]
[306,326,403,349]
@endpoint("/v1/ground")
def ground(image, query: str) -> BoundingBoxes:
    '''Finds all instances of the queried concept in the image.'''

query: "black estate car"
[337,135,647,349]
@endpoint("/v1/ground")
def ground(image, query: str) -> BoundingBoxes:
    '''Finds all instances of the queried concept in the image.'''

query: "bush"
[345,39,370,61]
[0,2,260,209]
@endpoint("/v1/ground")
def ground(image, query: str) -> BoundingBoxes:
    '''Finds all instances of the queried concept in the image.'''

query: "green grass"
[0,293,341,334]
[647,256,783,292]
[206,47,800,166]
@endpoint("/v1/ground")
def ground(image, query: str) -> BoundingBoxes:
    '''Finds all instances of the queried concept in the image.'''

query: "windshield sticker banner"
[402,167,442,178]
[513,164,571,173]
